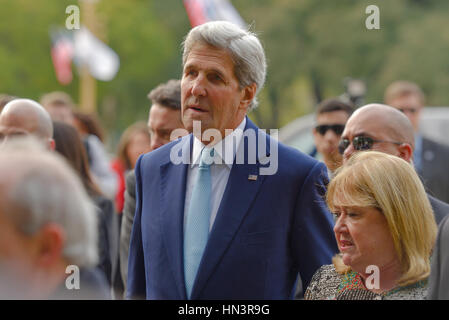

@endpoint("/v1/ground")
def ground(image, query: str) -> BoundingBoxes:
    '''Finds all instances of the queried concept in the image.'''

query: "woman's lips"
[339,239,354,251]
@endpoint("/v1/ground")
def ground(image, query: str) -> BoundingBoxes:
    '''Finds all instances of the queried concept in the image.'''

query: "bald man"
[0,99,55,150]
[339,103,449,225]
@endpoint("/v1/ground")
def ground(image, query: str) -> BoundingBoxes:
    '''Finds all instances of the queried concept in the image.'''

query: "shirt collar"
[191,117,246,169]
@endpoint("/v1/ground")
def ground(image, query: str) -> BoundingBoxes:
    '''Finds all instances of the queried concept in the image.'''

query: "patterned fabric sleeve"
[304,264,339,300]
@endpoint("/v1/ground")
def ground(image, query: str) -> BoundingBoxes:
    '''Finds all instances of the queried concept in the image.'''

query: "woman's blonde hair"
[327,151,437,286]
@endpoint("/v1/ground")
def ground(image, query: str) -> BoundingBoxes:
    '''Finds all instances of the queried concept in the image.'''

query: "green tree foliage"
[235,0,449,127]
[1,0,449,143]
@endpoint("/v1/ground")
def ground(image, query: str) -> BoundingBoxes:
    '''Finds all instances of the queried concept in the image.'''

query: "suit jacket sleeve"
[119,170,137,292]
[428,214,449,299]
[94,195,118,287]
[291,161,338,291]
[126,156,146,299]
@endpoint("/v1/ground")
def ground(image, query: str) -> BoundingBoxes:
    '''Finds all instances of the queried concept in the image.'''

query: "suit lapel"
[191,119,268,298]
[159,135,192,299]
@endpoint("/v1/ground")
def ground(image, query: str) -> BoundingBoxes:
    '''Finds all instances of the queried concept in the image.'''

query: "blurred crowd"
[0,78,183,299]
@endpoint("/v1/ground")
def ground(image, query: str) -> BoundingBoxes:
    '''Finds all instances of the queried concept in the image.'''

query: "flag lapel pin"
[248,174,258,181]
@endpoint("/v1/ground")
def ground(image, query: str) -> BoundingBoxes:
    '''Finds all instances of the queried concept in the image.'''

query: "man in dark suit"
[119,79,185,294]
[340,103,449,224]
[428,214,449,299]
[126,21,337,300]
[384,81,449,203]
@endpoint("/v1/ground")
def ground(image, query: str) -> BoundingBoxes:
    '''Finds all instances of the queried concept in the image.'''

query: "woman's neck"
[359,260,402,294]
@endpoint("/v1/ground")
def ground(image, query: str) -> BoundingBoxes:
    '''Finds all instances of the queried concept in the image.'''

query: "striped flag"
[50,30,74,85]
[183,0,246,28]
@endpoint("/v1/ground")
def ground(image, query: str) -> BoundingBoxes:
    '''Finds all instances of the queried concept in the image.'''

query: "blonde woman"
[305,151,437,300]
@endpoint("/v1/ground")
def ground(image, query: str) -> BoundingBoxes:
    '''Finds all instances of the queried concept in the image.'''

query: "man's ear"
[35,224,66,267]
[239,83,257,110]
[48,138,56,151]
[398,143,413,162]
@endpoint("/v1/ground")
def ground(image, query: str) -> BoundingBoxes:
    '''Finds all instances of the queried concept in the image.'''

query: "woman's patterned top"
[304,264,428,300]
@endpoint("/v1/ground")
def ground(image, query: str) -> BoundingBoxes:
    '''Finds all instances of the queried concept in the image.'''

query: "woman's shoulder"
[384,279,428,300]
[304,264,342,300]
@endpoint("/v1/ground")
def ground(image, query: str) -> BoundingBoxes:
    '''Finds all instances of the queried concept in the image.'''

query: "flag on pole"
[49,26,120,85]
[50,30,74,85]
[183,0,246,28]
[73,27,120,82]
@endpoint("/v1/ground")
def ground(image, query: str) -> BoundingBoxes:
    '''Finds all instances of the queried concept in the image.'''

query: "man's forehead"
[345,111,387,138]
[389,93,422,107]
[317,110,349,123]
[0,112,37,133]
[184,44,233,71]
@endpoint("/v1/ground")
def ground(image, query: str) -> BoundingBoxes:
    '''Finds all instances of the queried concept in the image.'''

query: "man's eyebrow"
[342,131,374,139]
[184,63,226,77]
[353,132,374,138]
[183,63,195,70]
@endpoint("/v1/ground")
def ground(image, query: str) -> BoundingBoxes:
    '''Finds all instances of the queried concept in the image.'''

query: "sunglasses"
[338,136,403,155]
[315,124,345,136]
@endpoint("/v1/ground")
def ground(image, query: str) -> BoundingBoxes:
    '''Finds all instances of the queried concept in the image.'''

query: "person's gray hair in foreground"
[0,137,98,298]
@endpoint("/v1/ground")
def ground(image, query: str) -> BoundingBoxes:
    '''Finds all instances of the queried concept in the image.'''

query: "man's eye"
[333,212,341,218]
[185,69,197,77]
[209,73,223,82]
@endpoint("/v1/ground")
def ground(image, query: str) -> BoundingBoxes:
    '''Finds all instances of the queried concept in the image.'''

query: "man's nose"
[324,130,339,142]
[191,74,207,97]
[343,142,355,163]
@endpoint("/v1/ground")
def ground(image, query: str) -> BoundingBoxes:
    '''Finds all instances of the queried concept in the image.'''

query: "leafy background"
[1,0,448,150]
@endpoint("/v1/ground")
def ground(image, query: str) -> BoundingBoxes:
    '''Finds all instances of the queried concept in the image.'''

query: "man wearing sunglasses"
[384,80,449,204]
[312,98,354,175]
[340,103,449,225]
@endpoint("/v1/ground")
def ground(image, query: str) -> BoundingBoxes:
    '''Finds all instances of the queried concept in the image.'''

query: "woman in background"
[305,151,437,300]
[110,121,151,214]
[53,121,118,290]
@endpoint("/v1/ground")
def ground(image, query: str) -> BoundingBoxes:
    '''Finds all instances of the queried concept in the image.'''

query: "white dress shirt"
[184,118,246,231]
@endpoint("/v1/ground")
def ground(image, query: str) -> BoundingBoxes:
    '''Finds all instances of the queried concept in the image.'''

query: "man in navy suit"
[127,21,337,300]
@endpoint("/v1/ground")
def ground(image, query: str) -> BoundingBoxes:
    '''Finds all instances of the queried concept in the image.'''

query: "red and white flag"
[50,32,74,85]
[183,0,246,28]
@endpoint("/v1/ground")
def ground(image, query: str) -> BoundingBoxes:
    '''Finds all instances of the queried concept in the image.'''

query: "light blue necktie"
[184,147,214,299]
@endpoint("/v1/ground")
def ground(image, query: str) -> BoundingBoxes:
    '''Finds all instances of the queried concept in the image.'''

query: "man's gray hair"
[182,21,267,111]
[0,137,98,267]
